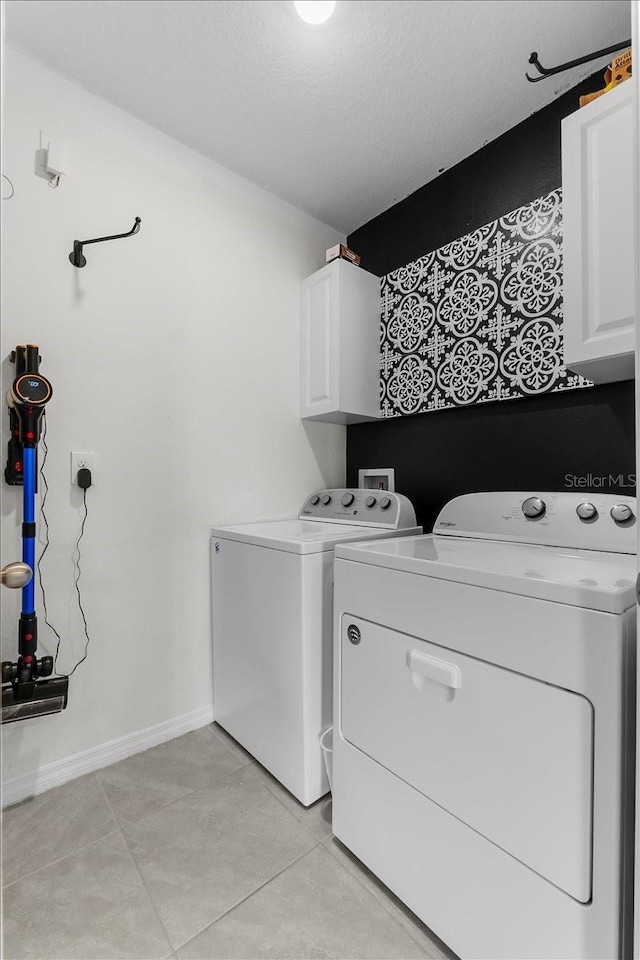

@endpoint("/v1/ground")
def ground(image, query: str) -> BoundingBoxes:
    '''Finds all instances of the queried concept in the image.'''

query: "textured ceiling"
[5,0,632,233]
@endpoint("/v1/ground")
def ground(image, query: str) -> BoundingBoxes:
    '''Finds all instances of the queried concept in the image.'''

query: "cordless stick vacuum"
[2,345,69,724]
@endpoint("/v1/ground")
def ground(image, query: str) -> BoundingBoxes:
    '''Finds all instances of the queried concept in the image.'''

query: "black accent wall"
[346,72,635,531]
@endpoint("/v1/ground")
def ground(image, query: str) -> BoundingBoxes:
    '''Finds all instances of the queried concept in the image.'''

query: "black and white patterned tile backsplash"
[380,188,592,418]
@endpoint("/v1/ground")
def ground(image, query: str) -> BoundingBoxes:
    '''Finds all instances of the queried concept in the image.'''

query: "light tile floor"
[2,724,456,960]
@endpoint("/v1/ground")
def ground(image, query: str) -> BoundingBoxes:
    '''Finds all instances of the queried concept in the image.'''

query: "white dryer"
[211,489,420,806]
[332,492,636,960]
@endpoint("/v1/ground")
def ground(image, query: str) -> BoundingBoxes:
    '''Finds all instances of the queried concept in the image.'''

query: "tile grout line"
[1,823,123,891]
[96,750,280,847]
[257,777,327,834]
[207,723,254,762]
[96,774,200,828]
[206,726,335,844]
[96,750,256,831]
[93,733,255,829]
[98,752,318,955]
[322,836,424,947]
[321,838,446,960]
[97,775,176,958]
[167,757,326,953]
[173,841,324,955]
[224,759,333,840]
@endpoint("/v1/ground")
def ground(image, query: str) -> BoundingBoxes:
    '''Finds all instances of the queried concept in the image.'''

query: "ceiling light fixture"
[294,1,336,25]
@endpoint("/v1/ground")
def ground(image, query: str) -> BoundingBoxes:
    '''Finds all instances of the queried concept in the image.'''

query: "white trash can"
[319,726,333,791]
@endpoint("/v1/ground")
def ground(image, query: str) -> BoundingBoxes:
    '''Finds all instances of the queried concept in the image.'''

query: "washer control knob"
[379,496,392,511]
[522,496,545,519]
[341,493,355,507]
[611,503,634,524]
[309,495,320,506]
[365,496,377,508]
[321,494,332,506]
[576,502,597,521]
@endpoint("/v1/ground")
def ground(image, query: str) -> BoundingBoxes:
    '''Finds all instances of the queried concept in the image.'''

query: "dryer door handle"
[406,650,461,701]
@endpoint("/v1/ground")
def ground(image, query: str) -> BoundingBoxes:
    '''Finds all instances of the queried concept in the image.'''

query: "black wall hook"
[69,216,142,268]
[526,40,631,82]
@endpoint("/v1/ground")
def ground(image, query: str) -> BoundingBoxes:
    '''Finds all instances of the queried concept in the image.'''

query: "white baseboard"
[1,703,215,808]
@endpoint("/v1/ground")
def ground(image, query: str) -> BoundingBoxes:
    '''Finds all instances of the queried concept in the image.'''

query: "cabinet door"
[300,265,338,418]
[562,83,635,382]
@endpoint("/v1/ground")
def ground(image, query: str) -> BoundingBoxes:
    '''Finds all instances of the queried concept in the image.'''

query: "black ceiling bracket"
[69,216,142,268]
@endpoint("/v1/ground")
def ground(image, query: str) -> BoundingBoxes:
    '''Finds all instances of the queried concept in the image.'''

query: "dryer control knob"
[321,494,332,506]
[341,493,355,507]
[309,495,320,506]
[611,503,634,524]
[365,496,377,508]
[576,502,597,521]
[379,496,392,511]
[522,496,545,519]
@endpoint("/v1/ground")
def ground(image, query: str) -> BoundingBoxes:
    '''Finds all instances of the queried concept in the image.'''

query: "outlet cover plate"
[71,451,96,485]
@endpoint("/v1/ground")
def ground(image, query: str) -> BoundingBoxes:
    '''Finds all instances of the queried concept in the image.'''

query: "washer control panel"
[434,492,637,554]
[299,489,417,529]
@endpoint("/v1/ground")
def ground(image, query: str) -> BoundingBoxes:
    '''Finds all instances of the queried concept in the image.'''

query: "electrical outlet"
[71,451,96,485]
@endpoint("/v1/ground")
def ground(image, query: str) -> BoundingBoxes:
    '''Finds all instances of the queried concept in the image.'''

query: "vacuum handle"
[25,345,40,373]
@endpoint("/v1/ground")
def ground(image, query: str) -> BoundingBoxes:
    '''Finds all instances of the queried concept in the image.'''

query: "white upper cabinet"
[300,259,381,423]
[562,82,635,383]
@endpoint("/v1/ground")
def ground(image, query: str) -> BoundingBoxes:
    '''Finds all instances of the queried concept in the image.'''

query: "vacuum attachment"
[2,677,69,724]
[1,654,69,724]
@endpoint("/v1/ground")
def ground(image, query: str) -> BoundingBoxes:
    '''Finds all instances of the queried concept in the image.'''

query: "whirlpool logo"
[439,520,456,528]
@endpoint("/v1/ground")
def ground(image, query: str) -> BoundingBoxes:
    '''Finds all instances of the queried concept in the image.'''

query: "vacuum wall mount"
[69,216,141,268]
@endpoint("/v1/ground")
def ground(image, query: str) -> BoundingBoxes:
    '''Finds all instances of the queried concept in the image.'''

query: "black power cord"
[67,482,91,677]
[37,416,65,671]
[37,418,93,677]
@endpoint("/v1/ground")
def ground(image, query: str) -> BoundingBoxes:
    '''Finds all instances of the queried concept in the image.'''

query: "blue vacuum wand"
[2,345,69,723]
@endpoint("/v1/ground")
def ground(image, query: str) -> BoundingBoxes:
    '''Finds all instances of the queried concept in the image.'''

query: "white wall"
[1,49,345,788]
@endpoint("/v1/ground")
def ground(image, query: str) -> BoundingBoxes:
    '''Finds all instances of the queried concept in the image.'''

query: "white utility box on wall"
[562,81,635,383]
[300,259,380,423]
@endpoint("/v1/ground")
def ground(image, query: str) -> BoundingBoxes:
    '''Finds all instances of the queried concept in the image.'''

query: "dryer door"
[340,614,594,903]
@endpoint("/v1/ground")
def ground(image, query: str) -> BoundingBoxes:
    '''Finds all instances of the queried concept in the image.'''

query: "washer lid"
[335,534,636,613]
[212,519,421,554]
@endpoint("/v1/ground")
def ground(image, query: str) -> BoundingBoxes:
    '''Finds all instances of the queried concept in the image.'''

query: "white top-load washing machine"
[332,492,637,960]
[211,489,420,806]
